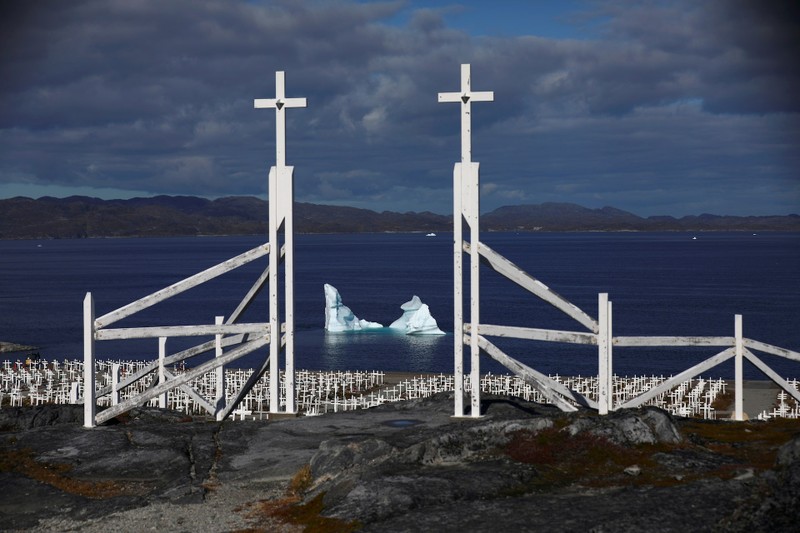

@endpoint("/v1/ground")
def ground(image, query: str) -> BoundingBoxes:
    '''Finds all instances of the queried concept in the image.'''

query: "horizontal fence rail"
[95,323,270,341]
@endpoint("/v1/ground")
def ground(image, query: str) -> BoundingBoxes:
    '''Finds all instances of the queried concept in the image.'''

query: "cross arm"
[254,97,307,109]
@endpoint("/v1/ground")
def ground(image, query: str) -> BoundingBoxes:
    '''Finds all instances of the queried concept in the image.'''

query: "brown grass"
[680,417,800,471]
[503,417,800,490]
[505,426,669,488]
[0,448,150,499]
[240,465,360,533]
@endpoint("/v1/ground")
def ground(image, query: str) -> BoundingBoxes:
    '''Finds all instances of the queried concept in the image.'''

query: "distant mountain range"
[1,196,798,239]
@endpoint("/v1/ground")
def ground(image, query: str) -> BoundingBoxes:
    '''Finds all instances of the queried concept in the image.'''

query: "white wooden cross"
[253,71,306,414]
[254,71,307,168]
[438,63,494,164]
[438,63,493,418]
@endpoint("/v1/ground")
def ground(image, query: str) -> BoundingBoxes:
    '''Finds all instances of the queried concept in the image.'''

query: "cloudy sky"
[1,0,798,216]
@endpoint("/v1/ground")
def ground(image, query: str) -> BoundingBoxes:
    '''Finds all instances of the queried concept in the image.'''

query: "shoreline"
[2,359,793,421]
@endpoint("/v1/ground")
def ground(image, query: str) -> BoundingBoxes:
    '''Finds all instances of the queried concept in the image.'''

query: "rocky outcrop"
[1,395,799,531]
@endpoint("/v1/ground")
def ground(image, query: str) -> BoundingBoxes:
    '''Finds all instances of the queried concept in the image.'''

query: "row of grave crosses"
[254,64,492,417]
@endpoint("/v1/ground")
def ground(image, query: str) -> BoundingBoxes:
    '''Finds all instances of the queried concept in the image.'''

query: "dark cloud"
[0,0,797,216]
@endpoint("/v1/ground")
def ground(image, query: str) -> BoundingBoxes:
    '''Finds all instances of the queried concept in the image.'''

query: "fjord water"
[2,232,798,379]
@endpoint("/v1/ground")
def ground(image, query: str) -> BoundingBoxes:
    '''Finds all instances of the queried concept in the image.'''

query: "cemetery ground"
[2,392,800,532]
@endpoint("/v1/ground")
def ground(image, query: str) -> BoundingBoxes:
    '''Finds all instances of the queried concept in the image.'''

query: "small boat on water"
[426,233,436,237]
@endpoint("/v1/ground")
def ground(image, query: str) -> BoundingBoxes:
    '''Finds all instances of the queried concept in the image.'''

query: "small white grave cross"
[438,64,494,164]
[254,71,307,168]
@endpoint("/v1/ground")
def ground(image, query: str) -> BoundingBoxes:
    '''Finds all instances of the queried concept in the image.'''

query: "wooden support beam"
[744,338,800,362]
[229,264,270,324]
[617,347,736,409]
[478,335,579,412]
[221,351,271,419]
[95,244,269,329]
[743,349,800,404]
[474,241,599,333]
[163,369,216,415]
[95,335,269,425]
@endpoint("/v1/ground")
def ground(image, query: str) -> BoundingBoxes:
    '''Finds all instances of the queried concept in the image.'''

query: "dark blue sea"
[2,232,798,379]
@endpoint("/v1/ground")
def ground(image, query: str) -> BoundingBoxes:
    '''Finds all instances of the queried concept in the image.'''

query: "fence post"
[111,362,120,405]
[158,337,167,409]
[215,316,226,421]
[606,299,614,412]
[734,314,744,421]
[453,163,464,417]
[83,292,96,428]
[598,293,610,415]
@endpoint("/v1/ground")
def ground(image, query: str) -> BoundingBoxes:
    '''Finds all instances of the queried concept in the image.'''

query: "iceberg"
[389,295,445,335]
[324,284,384,332]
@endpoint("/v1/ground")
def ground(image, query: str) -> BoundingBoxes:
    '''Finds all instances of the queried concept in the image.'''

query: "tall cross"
[254,71,307,168]
[438,64,494,163]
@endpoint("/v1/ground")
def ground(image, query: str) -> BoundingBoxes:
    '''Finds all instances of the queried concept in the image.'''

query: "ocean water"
[1,232,798,379]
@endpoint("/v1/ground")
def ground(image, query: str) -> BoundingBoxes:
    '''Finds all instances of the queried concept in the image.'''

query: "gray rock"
[565,407,682,445]
[777,434,800,467]
[0,397,794,532]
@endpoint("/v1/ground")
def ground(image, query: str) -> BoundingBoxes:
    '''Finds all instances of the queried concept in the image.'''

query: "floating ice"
[389,295,445,335]
[324,283,383,332]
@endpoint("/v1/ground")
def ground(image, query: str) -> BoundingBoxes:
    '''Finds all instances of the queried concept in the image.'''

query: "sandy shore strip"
[0,341,37,353]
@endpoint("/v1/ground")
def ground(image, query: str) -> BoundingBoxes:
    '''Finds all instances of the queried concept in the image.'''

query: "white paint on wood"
[83,292,96,428]
[281,167,296,414]
[744,339,800,362]
[468,165,481,418]
[268,166,281,413]
[618,347,736,409]
[254,71,307,169]
[228,264,270,324]
[476,324,596,344]
[478,336,579,412]
[476,242,599,333]
[215,316,225,421]
[95,323,269,341]
[606,300,614,412]
[111,362,120,406]
[158,337,167,409]
[437,64,494,164]
[440,64,492,418]
[95,335,269,425]
[163,369,215,415]
[453,165,464,416]
[735,314,744,421]
[743,349,800,404]
[221,354,271,419]
[94,244,269,329]
[94,333,253,399]
[614,336,735,347]
[598,293,609,415]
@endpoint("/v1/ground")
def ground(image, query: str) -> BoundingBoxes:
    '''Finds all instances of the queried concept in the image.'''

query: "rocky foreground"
[2,394,800,532]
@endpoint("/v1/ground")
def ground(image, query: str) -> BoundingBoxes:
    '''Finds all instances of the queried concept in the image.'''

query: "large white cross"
[253,71,306,415]
[438,63,494,164]
[254,71,307,168]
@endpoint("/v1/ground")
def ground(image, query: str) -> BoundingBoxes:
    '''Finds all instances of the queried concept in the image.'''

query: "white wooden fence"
[471,243,800,421]
[441,64,799,420]
[82,70,306,427]
[82,243,275,427]
[76,64,798,426]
